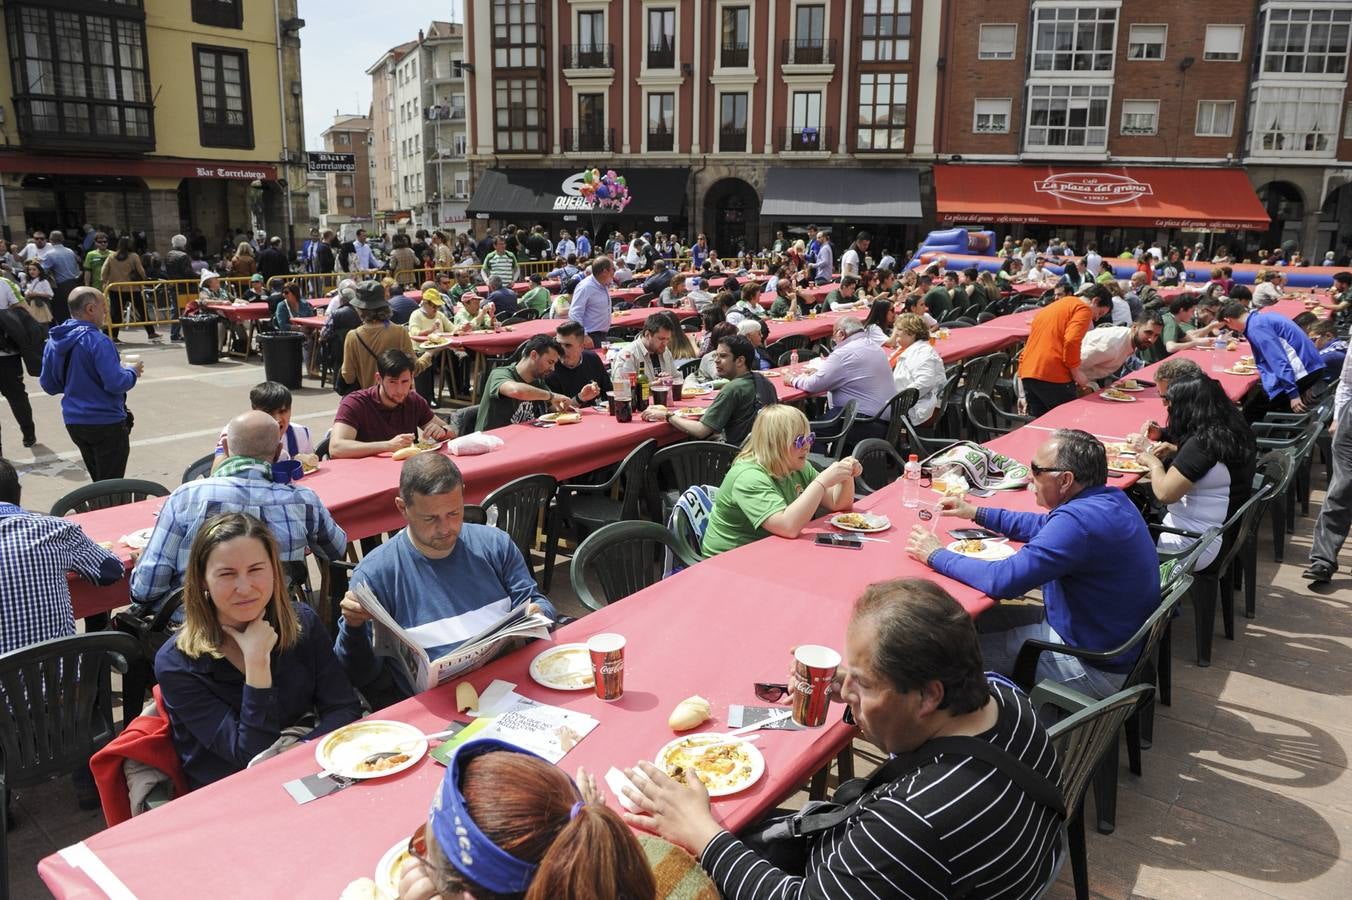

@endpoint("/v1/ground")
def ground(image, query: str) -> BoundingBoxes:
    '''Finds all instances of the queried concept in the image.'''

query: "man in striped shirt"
[624,578,1063,899]
[480,234,519,287]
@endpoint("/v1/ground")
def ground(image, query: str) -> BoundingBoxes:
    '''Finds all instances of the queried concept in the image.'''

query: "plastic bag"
[447,432,505,456]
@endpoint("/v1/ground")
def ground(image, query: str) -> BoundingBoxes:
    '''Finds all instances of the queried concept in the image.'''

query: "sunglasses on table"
[754,682,789,702]
[791,434,815,451]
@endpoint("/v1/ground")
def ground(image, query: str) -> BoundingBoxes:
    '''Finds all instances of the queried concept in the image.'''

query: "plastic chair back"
[851,438,907,493]
[450,405,480,437]
[50,479,171,517]
[180,454,216,484]
[480,474,558,563]
[810,399,858,460]
[570,521,691,610]
[1045,684,1155,818]
[646,441,739,522]
[871,388,918,449]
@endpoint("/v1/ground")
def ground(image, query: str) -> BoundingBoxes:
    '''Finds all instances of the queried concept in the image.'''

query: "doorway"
[702,177,759,256]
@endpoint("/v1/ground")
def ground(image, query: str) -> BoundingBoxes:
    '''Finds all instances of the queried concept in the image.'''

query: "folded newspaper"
[351,584,552,693]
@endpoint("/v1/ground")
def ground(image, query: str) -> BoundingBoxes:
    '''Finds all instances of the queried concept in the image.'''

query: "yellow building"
[0,0,308,257]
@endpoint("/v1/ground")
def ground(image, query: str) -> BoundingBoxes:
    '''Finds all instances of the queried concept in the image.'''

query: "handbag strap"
[789,735,1065,839]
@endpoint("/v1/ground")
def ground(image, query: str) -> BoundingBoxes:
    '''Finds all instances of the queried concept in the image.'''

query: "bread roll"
[456,681,479,714]
[339,878,381,900]
[392,446,420,461]
[668,695,711,731]
[646,404,668,416]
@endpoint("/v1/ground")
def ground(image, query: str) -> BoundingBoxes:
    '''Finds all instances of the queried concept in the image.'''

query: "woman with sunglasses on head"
[388,738,712,900]
[700,405,860,557]
[155,512,362,788]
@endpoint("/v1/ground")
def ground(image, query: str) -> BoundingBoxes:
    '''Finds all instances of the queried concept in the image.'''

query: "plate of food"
[829,512,891,533]
[1099,389,1136,403]
[680,384,713,397]
[673,407,706,419]
[1101,442,1135,457]
[529,643,594,691]
[655,734,765,798]
[1114,379,1146,392]
[538,411,583,424]
[1224,365,1258,376]
[314,720,428,780]
[1239,355,1255,365]
[420,334,452,348]
[1107,457,1149,474]
[391,440,443,461]
[946,539,1015,561]
[120,527,155,550]
[294,452,321,474]
[1226,340,1240,351]
[373,837,415,899]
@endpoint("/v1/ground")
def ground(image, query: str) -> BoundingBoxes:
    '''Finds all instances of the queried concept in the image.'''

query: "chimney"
[418,29,425,43]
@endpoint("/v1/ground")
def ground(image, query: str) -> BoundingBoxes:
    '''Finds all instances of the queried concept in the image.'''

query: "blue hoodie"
[1243,312,1326,400]
[39,319,137,425]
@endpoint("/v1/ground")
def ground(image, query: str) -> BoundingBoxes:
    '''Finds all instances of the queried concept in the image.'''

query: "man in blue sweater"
[907,428,1159,698]
[1219,301,1325,416]
[335,453,555,705]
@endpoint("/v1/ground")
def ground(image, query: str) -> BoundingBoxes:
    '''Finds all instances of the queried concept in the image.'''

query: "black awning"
[466,167,690,219]
[760,167,923,222]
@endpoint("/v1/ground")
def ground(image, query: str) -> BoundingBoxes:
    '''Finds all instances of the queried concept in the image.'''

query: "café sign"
[1032,172,1152,206]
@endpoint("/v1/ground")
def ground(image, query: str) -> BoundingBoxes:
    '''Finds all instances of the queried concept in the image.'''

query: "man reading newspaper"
[335,454,556,707]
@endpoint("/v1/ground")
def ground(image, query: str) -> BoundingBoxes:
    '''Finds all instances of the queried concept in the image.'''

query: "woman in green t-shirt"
[700,405,861,557]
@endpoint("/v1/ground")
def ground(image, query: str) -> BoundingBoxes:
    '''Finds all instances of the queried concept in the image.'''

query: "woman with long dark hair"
[1059,261,1083,294]
[1137,375,1257,568]
[862,299,895,345]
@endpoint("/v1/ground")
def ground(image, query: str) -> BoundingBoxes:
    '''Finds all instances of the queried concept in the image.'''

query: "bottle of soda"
[790,348,800,367]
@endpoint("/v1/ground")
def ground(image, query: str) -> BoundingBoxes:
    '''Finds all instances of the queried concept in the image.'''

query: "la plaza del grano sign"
[1032,172,1153,206]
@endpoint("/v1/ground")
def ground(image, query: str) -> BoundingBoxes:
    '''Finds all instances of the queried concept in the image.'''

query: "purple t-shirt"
[335,386,433,443]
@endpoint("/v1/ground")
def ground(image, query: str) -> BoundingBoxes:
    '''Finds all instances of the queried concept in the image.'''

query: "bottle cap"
[908,454,919,461]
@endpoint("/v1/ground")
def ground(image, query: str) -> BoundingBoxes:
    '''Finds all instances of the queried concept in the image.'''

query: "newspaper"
[351,584,552,693]
[431,680,600,764]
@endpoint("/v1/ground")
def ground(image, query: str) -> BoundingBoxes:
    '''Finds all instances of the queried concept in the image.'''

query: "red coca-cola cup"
[789,645,841,727]
[587,633,626,701]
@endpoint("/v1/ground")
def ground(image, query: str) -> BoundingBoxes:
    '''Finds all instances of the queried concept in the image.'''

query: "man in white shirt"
[353,229,375,270]
[555,230,577,260]
[841,232,871,279]
[18,230,51,264]
[685,277,714,311]
[609,313,676,383]
[1252,270,1283,307]
[1078,313,1163,384]
[1026,256,1056,285]
[1083,243,1103,280]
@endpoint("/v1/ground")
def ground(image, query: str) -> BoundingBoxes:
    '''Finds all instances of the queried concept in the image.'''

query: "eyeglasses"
[792,433,815,451]
[406,821,433,870]
[1029,463,1070,477]
[95,239,108,244]
[754,682,789,702]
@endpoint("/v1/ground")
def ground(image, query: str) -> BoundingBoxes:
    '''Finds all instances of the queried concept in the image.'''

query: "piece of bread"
[456,681,479,714]
[392,446,420,461]
[338,877,381,900]
[668,695,711,731]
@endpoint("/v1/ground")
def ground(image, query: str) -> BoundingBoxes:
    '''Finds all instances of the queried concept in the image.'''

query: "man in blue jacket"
[1219,301,1325,416]
[40,287,142,480]
[907,428,1160,697]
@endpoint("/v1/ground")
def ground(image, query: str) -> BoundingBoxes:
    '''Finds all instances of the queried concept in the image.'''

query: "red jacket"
[90,686,189,826]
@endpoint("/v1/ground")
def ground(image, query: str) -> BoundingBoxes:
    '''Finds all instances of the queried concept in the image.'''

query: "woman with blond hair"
[700,405,860,556]
[888,313,946,424]
[155,512,361,788]
[231,242,256,278]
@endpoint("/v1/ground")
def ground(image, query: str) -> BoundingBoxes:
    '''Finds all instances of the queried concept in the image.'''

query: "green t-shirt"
[83,249,110,290]
[769,296,793,317]
[1139,313,1192,364]
[521,285,551,314]
[475,365,549,432]
[449,282,472,302]
[701,458,820,557]
[923,285,952,319]
[700,372,772,446]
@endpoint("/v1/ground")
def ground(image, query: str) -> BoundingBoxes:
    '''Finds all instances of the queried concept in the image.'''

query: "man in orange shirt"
[1018,288,1112,416]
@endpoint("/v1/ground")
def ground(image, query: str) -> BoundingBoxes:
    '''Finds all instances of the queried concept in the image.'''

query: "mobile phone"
[814,533,863,549]
[949,528,1001,541]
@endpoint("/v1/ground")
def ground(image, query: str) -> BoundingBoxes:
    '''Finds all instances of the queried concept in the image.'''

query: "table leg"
[468,352,485,404]
[305,329,320,377]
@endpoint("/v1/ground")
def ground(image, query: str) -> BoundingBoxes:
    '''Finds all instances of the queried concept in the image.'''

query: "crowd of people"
[3,221,1351,899]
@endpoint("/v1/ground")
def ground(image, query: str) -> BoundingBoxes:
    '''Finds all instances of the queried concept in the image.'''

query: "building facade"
[320,113,374,229]
[0,0,310,256]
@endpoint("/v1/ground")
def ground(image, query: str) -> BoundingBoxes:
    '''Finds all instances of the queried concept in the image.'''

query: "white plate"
[375,837,414,899]
[120,527,155,550]
[655,734,765,798]
[680,385,713,397]
[1224,367,1258,377]
[1113,381,1146,392]
[1098,391,1137,403]
[946,539,1016,561]
[1107,461,1150,475]
[829,512,892,533]
[314,720,428,780]
[529,643,594,691]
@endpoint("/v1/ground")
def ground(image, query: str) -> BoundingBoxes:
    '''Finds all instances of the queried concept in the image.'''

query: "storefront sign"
[306,152,357,173]
[552,171,593,211]
[1032,172,1153,206]
[0,153,277,181]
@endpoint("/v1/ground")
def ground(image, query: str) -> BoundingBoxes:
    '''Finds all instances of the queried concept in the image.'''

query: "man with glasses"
[906,428,1159,698]
[18,231,50,265]
[82,233,112,290]
[790,316,894,428]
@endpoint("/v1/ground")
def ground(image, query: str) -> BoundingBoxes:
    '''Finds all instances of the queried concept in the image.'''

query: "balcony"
[778,125,834,153]
[431,63,464,82]
[647,43,676,69]
[720,43,750,68]
[563,127,614,153]
[14,98,155,154]
[647,130,674,151]
[719,127,747,152]
[781,38,835,67]
[425,105,466,122]
[562,43,614,70]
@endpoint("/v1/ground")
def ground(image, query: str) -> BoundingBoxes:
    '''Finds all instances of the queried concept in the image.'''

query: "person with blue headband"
[393,739,667,900]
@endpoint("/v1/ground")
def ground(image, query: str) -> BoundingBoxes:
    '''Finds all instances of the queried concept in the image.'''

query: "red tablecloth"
[290,315,326,331]
[205,302,270,323]
[309,296,332,310]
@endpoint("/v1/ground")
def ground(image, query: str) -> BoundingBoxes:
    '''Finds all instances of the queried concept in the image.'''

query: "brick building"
[319,114,374,230]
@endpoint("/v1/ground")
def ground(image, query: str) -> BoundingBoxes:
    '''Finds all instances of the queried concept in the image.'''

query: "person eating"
[155,512,362,788]
[329,350,453,458]
[475,334,574,431]
[888,313,946,425]
[646,334,777,445]
[545,320,610,407]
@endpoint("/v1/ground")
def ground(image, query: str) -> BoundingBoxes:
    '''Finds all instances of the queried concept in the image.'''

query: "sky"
[297,0,463,151]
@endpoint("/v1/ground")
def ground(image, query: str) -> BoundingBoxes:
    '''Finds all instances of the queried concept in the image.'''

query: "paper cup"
[587,633,626,701]
[789,645,840,727]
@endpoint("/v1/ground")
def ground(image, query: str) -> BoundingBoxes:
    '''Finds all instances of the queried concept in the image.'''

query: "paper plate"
[120,527,155,550]
[1113,381,1146,392]
[1224,367,1258,377]
[1098,390,1137,403]
[529,643,594,691]
[829,512,891,533]
[539,412,583,424]
[674,407,706,418]
[655,734,765,798]
[314,720,428,780]
[1107,459,1150,474]
[946,539,1016,561]
[375,837,415,899]
[680,385,713,397]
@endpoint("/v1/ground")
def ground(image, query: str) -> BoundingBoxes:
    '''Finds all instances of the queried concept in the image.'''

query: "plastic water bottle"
[1212,334,1228,371]
[902,454,923,508]
[789,348,800,367]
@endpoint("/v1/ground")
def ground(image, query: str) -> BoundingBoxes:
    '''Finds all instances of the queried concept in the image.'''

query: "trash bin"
[181,314,222,365]
[259,331,304,389]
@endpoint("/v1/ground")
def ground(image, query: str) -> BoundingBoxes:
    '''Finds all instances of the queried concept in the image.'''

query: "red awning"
[0,153,276,181]
[933,164,1270,231]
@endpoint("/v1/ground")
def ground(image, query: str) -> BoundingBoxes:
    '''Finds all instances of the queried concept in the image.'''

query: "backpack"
[0,304,49,377]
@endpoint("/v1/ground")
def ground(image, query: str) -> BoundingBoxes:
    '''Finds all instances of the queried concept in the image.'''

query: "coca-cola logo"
[598,661,624,675]
[1032,172,1153,206]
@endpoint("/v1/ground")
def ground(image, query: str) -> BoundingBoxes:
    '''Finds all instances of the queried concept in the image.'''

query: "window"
[720,92,748,150]
[1031,6,1117,73]
[1026,83,1110,149]
[191,0,242,29]
[340,196,354,209]
[336,132,349,145]
[1120,99,1159,135]
[789,91,823,149]
[1203,24,1244,61]
[338,174,353,187]
[452,134,467,155]
[575,92,606,151]
[1195,100,1235,137]
[577,10,606,66]
[973,98,1011,134]
[648,8,675,68]
[721,6,750,67]
[860,0,912,62]
[1251,86,1342,155]
[1345,102,1352,139]
[978,23,1017,60]
[856,71,908,151]
[793,5,826,63]
[1127,24,1166,60]
[6,4,154,148]
[493,76,543,151]
[195,45,252,148]
[454,175,469,197]
[647,92,674,151]
[492,0,541,68]
[1261,7,1351,75]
